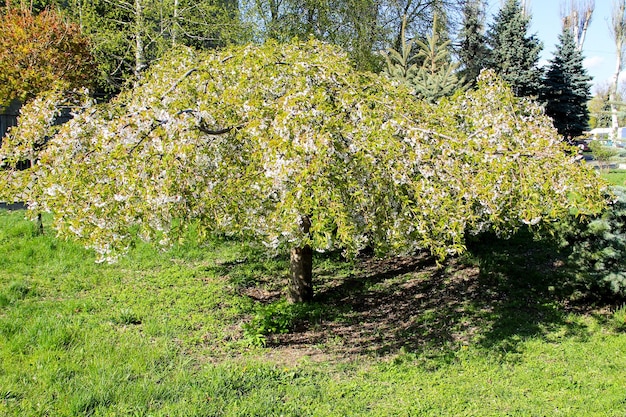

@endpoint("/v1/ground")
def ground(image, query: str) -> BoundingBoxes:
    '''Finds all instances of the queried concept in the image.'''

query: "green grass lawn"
[1,210,626,416]
[602,169,626,186]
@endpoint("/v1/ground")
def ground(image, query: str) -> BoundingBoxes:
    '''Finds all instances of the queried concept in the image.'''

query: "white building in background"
[587,127,626,147]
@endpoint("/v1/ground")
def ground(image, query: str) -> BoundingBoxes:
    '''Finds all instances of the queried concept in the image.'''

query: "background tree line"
[0,0,469,99]
[1,0,620,142]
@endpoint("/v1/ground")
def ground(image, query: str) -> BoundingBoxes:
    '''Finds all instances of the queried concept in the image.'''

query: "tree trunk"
[610,0,625,141]
[134,0,146,85]
[36,212,43,235]
[288,245,313,303]
[172,0,179,46]
[610,44,622,141]
[287,215,313,303]
[562,1,594,51]
[577,6,592,51]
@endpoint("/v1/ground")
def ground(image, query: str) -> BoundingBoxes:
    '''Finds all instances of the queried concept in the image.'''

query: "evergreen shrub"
[558,186,626,299]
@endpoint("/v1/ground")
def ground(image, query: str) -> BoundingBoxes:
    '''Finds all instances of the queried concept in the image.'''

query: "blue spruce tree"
[486,0,543,98]
[541,27,592,141]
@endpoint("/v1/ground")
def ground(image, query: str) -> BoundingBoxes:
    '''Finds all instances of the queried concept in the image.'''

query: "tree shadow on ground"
[264,230,595,360]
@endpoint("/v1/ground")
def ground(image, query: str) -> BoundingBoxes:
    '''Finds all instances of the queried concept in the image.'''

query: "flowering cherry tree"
[0,86,91,231]
[0,40,608,302]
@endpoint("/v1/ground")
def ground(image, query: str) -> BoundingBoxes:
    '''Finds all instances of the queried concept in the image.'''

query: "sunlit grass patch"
[602,169,626,186]
[2,209,626,416]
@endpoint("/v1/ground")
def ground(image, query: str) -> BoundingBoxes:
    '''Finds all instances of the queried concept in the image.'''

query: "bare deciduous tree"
[561,0,594,51]
[610,0,626,140]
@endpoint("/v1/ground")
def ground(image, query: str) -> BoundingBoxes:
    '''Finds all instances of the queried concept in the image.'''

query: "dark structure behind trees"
[0,100,20,146]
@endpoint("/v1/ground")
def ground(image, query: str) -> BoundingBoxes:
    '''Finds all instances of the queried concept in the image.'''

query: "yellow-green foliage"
[0,40,609,262]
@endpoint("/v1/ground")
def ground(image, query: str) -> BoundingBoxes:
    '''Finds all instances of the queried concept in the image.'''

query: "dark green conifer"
[486,0,543,98]
[457,0,488,86]
[541,27,592,140]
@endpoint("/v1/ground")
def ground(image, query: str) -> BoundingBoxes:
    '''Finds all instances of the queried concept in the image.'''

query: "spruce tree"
[486,0,543,98]
[384,17,419,89]
[541,27,592,140]
[384,14,463,103]
[412,17,464,103]
[458,0,488,86]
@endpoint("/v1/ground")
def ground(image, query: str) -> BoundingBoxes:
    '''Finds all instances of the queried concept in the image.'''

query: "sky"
[486,0,618,92]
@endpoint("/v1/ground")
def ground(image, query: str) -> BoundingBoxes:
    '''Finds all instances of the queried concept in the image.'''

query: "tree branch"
[197,120,243,135]
[160,68,198,101]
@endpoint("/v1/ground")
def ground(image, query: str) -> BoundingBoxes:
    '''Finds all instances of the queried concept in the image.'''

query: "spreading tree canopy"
[588,85,623,129]
[486,0,543,98]
[0,41,608,302]
[541,27,592,140]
